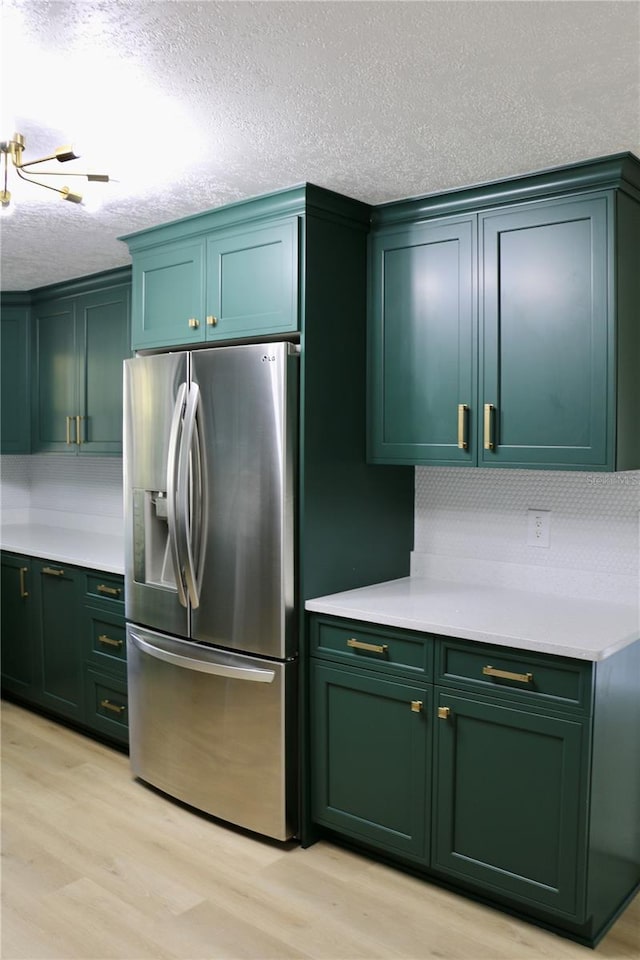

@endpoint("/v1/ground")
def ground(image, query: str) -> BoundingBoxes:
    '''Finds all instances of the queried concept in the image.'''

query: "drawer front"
[85,668,128,743]
[85,572,124,607]
[312,616,432,679]
[84,607,126,677]
[437,639,592,713]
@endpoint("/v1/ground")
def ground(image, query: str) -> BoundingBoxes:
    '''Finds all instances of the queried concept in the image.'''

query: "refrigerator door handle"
[129,630,276,682]
[177,381,201,609]
[166,382,189,608]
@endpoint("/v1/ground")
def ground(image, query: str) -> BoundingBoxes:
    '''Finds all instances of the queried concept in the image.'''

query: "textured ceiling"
[1,0,639,290]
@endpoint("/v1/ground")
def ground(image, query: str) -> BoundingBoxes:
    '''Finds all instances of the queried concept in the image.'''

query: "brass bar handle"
[42,566,65,577]
[188,318,200,329]
[19,566,29,598]
[97,584,121,597]
[66,415,72,445]
[457,404,469,450]
[100,699,126,715]
[76,414,83,445]
[410,700,423,713]
[438,706,451,720]
[98,634,123,649]
[483,665,533,684]
[206,315,217,327]
[347,638,389,655]
[484,403,495,450]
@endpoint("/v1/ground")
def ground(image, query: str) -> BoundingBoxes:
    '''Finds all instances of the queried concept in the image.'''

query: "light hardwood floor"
[1,700,638,960]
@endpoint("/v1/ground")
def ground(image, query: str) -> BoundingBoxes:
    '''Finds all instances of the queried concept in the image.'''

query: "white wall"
[412,467,640,604]
[0,455,123,532]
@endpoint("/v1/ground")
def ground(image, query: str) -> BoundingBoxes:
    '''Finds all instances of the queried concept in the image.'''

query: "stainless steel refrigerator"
[123,341,298,841]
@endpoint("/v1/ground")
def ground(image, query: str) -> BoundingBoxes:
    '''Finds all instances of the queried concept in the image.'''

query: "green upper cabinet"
[131,239,206,349]
[368,153,640,471]
[479,196,609,467]
[368,217,476,463]
[0,299,31,454]
[126,199,299,351]
[31,272,130,455]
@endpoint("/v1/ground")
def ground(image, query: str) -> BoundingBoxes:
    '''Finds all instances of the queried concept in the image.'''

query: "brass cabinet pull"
[66,415,72,445]
[484,403,495,450]
[100,698,126,715]
[188,318,200,329]
[457,403,469,450]
[43,566,65,577]
[206,315,217,326]
[76,414,83,445]
[438,706,451,720]
[410,700,423,713]
[483,665,533,684]
[19,566,29,598]
[97,583,121,597]
[347,638,389,655]
[98,634,123,649]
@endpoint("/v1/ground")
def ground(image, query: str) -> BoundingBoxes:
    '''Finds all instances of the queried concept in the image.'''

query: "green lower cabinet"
[432,689,587,919]
[36,561,85,722]
[1,554,35,698]
[84,668,128,744]
[311,661,431,861]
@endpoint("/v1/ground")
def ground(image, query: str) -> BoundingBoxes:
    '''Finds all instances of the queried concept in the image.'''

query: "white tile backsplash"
[0,455,123,529]
[412,467,640,603]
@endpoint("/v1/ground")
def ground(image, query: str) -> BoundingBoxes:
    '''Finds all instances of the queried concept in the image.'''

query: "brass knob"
[188,318,200,329]
[206,315,217,327]
[438,706,451,720]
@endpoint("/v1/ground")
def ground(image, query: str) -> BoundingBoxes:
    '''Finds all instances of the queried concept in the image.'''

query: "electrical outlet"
[527,509,551,548]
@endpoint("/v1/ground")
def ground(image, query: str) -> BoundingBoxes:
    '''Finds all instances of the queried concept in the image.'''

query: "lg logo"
[261,354,276,362]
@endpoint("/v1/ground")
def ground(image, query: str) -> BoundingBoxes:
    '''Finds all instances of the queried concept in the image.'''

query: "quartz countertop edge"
[305,577,640,662]
[1,524,125,576]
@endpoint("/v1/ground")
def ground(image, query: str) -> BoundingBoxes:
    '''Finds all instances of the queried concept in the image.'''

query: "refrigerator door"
[191,342,297,659]
[124,352,190,638]
[127,624,297,841]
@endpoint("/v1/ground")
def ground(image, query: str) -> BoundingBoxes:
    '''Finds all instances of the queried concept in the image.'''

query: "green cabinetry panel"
[312,661,431,860]
[0,301,31,453]
[432,690,586,918]
[368,153,640,471]
[480,196,609,467]
[132,240,206,349]
[1,554,35,697]
[369,218,475,463]
[1,551,127,747]
[129,217,298,350]
[31,277,130,455]
[35,560,85,722]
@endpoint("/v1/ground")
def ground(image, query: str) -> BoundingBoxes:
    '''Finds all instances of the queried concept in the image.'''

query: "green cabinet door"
[368,219,476,464]
[206,219,298,341]
[1,303,31,453]
[433,690,587,919]
[76,284,130,454]
[311,661,431,861]
[480,195,610,467]
[1,555,35,698]
[32,299,78,452]
[131,239,206,349]
[36,561,84,722]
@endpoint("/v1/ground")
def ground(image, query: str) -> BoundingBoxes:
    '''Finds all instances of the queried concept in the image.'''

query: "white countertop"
[1,523,125,575]
[305,577,640,661]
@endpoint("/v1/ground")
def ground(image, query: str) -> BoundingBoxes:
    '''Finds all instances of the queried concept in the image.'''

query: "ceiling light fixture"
[0,132,109,209]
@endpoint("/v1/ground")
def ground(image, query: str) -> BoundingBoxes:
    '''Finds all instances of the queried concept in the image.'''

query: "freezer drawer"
[127,624,297,841]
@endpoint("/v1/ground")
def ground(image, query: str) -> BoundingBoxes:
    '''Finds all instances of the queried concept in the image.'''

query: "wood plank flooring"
[2,700,638,960]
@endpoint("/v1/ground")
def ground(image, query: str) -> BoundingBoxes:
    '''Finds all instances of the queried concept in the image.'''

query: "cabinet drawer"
[437,639,592,713]
[85,573,124,607]
[85,669,128,744]
[84,607,126,677]
[311,616,432,679]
